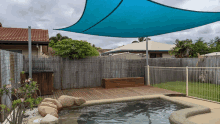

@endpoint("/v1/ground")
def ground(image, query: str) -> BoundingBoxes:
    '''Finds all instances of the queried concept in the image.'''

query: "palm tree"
[138,37,146,42]
[132,41,139,43]
[89,43,102,50]
[49,33,70,43]
[169,39,193,58]
[132,37,151,43]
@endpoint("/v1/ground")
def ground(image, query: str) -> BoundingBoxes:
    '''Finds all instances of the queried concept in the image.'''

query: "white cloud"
[10,0,30,5]
[176,0,220,11]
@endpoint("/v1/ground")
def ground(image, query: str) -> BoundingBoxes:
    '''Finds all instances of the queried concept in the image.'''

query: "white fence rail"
[146,66,220,103]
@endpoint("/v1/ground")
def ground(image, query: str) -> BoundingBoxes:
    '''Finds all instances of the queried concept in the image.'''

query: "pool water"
[59,98,190,124]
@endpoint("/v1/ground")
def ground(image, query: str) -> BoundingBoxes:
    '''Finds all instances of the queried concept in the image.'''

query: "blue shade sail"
[54,0,220,38]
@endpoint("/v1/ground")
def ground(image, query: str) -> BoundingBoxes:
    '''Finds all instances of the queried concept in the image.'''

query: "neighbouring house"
[0,23,49,58]
[98,49,112,56]
[101,52,145,59]
[101,40,175,58]
[200,52,220,58]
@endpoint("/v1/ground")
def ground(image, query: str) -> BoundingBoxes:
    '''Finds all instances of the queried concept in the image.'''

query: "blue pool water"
[59,98,190,124]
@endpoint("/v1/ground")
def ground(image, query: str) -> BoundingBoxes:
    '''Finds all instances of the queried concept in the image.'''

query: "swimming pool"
[59,98,190,124]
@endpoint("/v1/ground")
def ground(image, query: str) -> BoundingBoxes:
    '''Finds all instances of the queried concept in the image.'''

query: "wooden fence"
[22,55,220,90]
[23,56,146,90]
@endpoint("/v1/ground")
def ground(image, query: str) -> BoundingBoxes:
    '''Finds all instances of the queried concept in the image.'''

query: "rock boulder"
[39,102,57,110]
[38,106,58,118]
[57,95,75,107]
[74,97,86,106]
[40,114,59,124]
[42,98,62,110]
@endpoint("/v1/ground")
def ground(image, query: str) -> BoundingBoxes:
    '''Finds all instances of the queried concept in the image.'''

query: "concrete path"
[171,97,220,124]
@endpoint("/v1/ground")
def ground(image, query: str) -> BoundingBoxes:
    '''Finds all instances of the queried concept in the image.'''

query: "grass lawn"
[152,81,220,102]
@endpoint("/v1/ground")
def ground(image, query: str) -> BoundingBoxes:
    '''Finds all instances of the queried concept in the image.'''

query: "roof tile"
[0,27,49,42]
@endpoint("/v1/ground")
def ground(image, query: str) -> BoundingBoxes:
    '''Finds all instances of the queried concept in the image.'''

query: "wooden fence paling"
[0,51,2,122]
[99,58,103,86]
[9,53,15,87]
[60,57,63,90]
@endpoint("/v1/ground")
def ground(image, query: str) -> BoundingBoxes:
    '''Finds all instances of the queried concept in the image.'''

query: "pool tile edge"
[160,96,211,124]
[62,94,211,124]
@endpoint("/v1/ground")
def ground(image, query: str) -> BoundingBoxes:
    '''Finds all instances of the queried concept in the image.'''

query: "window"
[150,53,162,58]
[150,53,156,58]
[156,53,162,58]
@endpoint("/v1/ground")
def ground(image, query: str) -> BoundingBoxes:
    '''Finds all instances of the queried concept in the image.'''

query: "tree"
[131,37,151,43]
[132,41,139,43]
[96,47,102,50]
[191,37,209,57]
[208,36,220,53]
[51,39,100,59]
[49,33,70,47]
[91,44,102,50]
[138,37,146,42]
[87,42,102,50]
[169,39,194,58]
[138,37,151,42]
[169,36,220,58]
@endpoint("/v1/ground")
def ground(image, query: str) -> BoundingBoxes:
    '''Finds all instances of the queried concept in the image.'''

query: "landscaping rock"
[57,95,75,107]
[33,118,42,124]
[74,97,86,106]
[42,98,62,110]
[39,102,58,109]
[23,107,40,124]
[40,114,59,124]
[38,106,58,118]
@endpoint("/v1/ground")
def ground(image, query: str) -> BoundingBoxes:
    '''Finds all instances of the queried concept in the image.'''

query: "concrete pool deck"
[175,96,220,124]
[28,86,220,123]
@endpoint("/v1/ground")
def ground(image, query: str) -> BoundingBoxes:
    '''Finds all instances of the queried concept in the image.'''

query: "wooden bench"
[102,77,145,89]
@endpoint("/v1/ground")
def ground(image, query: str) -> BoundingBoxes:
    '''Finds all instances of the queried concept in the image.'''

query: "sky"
[1,0,220,49]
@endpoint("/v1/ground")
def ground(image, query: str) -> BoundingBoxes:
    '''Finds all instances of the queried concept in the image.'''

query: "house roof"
[102,41,175,55]
[98,49,112,53]
[101,52,145,59]
[201,52,220,56]
[0,27,49,45]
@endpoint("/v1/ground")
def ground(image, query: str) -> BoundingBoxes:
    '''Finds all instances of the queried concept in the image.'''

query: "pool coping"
[61,94,211,124]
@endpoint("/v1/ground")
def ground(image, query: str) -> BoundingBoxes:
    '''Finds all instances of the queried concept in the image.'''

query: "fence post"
[147,65,150,86]
[186,66,188,96]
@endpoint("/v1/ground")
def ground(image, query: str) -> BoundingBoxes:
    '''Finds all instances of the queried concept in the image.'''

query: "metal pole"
[147,65,150,86]
[28,26,32,79]
[146,37,148,66]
